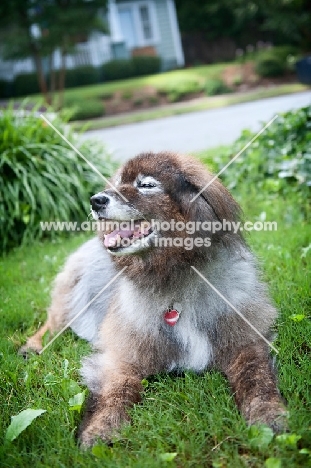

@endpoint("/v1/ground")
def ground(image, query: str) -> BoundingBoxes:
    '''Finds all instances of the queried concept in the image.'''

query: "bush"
[102,56,161,82]
[102,59,135,81]
[205,78,232,96]
[0,79,13,99]
[10,66,101,98]
[206,106,311,201]
[131,56,161,76]
[65,98,105,121]
[64,66,101,88]
[14,72,40,96]
[255,54,286,77]
[255,46,298,78]
[0,103,117,252]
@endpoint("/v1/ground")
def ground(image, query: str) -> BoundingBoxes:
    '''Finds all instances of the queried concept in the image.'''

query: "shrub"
[132,56,161,76]
[65,98,105,121]
[205,106,311,201]
[14,72,40,96]
[102,59,135,81]
[0,79,13,99]
[254,46,298,78]
[255,54,286,77]
[64,66,101,88]
[0,102,117,252]
[102,56,161,82]
[205,78,232,96]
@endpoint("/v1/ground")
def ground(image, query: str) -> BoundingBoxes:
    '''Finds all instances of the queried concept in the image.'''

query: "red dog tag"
[164,309,180,326]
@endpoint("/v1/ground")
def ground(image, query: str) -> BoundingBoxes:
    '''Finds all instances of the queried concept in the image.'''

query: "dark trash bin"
[296,56,311,85]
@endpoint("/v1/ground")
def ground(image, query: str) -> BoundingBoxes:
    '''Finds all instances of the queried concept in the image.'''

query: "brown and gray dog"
[20,151,286,446]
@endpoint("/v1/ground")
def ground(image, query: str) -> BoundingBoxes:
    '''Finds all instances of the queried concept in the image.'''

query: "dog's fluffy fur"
[20,151,286,446]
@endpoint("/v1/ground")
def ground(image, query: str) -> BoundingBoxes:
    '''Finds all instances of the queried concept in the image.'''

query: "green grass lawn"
[63,63,227,100]
[0,154,310,467]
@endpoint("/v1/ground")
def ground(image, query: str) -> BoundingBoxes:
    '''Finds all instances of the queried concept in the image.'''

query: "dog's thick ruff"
[20,151,286,446]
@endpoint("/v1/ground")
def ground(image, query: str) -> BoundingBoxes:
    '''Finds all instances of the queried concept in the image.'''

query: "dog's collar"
[164,304,181,326]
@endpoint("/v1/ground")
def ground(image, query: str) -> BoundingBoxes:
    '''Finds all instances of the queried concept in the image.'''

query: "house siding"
[154,0,178,70]
[0,0,183,81]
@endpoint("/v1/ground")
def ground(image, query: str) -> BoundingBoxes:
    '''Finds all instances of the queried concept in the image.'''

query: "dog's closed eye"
[138,181,156,188]
[134,175,163,194]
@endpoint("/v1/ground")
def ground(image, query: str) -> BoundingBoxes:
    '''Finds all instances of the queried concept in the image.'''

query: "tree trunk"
[49,53,56,99]
[31,43,50,105]
[57,45,67,109]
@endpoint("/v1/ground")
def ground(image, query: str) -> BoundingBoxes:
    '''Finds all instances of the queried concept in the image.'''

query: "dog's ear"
[174,156,241,223]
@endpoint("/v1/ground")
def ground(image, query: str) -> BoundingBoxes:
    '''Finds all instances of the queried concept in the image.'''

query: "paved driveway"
[84,91,311,162]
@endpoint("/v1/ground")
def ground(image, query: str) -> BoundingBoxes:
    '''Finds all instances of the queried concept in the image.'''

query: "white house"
[0,0,184,81]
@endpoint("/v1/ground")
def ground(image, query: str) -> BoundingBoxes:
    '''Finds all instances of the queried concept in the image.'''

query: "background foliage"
[0,0,108,103]
[0,103,116,253]
[202,106,311,207]
[175,0,311,50]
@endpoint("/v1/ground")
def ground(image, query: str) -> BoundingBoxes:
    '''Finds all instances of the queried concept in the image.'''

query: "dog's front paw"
[18,343,42,358]
[248,401,288,434]
[78,407,130,448]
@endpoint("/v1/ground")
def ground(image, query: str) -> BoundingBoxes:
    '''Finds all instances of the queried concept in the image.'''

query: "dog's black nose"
[90,194,109,210]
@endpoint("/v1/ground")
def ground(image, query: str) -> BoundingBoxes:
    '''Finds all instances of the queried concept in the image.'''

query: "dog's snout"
[90,194,109,211]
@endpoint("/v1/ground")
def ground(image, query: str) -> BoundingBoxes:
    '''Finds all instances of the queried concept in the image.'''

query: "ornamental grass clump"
[0,102,117,252]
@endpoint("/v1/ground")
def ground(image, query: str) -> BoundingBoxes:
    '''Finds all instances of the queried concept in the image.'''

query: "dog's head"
[91,152,241,263]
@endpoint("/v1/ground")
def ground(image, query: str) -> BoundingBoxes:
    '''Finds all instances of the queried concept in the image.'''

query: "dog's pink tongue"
[104,228,132,248]
[104,223,148,248]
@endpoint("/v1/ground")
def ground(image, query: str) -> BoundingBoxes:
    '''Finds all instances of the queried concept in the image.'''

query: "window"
[118,1,159,48]
[139,5,152,41]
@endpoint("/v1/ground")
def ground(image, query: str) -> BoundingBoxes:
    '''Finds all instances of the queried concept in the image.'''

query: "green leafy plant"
[247,425,274,450]
[5,409,46,442]
[68,391,86,413]
[205,78,232,96]
[0,102,116,252]
[204,106,311,202]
